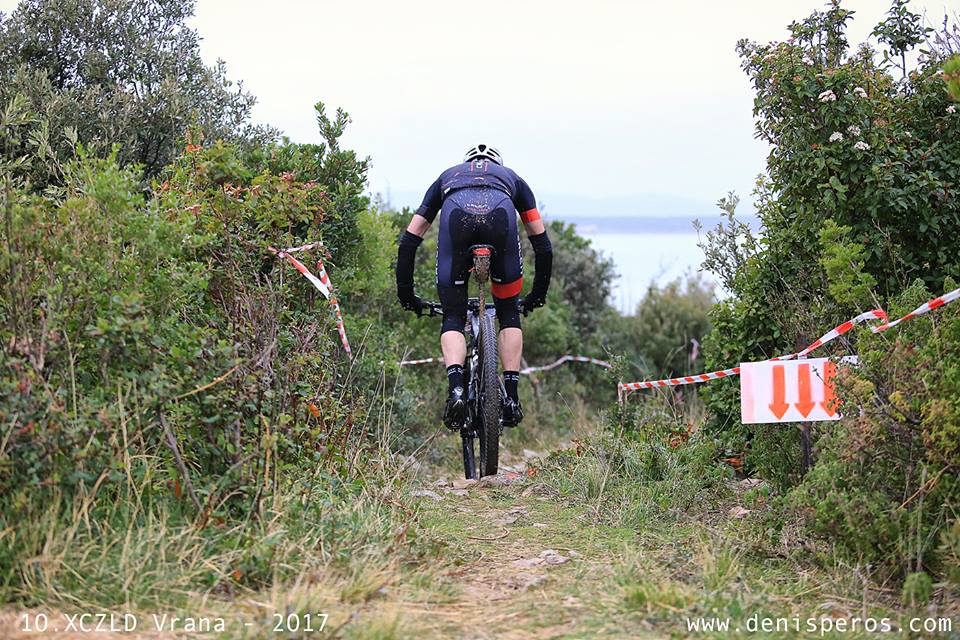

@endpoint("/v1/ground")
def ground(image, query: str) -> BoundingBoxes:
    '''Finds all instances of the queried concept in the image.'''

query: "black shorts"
[436,188,523,333]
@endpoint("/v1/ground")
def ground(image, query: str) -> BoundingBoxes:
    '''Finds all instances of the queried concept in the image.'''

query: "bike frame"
[420,245,508,479]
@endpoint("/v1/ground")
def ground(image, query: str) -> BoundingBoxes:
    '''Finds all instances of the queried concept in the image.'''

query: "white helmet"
[463,144,503,165]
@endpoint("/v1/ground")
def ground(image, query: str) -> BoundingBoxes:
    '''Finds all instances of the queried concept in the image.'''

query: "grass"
[3,390,957,639]
[0,442,440,638]
[521,429,960,638]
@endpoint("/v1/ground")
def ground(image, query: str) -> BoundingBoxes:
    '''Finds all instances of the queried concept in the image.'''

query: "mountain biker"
[395,144,553,429]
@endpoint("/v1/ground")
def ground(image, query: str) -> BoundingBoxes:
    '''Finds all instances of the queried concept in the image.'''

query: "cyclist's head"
[463,144,503,165]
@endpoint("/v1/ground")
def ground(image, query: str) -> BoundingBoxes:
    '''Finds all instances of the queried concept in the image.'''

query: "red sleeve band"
[519,208,541,224]
[491,277,523,299]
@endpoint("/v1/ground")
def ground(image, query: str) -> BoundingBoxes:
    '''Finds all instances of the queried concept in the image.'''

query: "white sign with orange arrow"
[739,357,840,424]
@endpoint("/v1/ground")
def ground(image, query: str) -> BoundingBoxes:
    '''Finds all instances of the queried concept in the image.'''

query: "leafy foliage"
[602,277,714,384]
[0,104,374,597]
[0,0,270,188]
[787,280,960,579]
[702,0,960,477]
[697,1,960,582]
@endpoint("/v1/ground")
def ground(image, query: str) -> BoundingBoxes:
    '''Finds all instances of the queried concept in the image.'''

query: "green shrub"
[787,279,960,580]
[700,1,960,485]
[0,102,389,601]
[0,0,271,187]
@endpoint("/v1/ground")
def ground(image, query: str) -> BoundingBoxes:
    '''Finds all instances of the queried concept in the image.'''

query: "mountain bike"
[417,244,521,479]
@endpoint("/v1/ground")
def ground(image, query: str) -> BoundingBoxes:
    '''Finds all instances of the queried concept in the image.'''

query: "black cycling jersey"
[416,159,542,335]
[416,159,541,225]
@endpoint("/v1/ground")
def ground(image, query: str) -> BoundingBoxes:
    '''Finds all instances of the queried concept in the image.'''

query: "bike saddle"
[469,244,494,256]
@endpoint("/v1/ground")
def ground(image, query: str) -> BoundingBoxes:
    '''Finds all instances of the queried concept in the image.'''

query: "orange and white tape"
[268,244,352,358]
[618,286,960,400]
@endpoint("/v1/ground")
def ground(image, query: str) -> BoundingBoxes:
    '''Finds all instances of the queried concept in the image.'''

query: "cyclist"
[396,144,553,429]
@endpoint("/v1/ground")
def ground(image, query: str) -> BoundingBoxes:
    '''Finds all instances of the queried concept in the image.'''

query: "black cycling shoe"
[501,397,524,427]
[443,386,466,430]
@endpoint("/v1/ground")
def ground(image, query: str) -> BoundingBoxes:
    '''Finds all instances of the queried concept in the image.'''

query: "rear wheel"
[477,312,501,477]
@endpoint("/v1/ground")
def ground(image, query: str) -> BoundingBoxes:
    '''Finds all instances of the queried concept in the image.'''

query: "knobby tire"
[477,312,501,477]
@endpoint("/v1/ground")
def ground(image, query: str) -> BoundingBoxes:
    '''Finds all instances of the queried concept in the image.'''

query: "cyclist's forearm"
[406,214,431,237]
[528,230,552,299]
[396,230,424,289]
[397,215,430,289]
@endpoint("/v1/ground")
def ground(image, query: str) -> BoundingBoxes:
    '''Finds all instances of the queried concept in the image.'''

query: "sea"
[556,215,759,314]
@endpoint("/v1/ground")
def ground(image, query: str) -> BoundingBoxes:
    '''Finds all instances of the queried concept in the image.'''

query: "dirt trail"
[400,451,651,639]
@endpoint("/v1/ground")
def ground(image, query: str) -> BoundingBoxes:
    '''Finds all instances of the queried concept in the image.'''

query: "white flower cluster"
[818,89,837,102]
[854,141,871,151]
[853,87,868,98]
[829,131,844,142]
[948,105,957,114]
[847,125,862,136]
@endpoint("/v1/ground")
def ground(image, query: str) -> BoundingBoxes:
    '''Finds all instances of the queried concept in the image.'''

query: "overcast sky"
[3,0,959,213]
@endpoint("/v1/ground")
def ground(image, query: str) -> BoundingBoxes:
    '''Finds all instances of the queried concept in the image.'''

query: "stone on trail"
[510,549,571,569]
[539,549,570,565]
[452,478,477,490]
[444,488,469,497]
[476,471,524,488]
[510,571,547,590]
[729,506,751,519]
[511,557,544,569]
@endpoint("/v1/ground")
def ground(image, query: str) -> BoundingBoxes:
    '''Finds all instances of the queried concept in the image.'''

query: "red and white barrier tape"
[279,241,324,254]
[870,287,960,332]
[269,246,330,298]
[315,257,352,357]
[398,354,611,375]
[268,245,352,358]
[520,355,612,375]
[618,286,960,399]
[398,357,443,366]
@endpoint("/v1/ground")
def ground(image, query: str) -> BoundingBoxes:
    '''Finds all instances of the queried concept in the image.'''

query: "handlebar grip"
[421,300,443,317]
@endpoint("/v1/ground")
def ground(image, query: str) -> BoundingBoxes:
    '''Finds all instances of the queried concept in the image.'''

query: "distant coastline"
[551,214,762,235]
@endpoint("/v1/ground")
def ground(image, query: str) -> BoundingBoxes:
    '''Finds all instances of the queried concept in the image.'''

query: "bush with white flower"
[703,0,960,583]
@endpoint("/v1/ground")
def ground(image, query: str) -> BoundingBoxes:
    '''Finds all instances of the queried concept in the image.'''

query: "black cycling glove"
[526,230,553,310]
[396,231,424,311]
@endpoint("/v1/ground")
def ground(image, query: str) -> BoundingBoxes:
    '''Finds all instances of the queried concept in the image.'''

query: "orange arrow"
[769,365,789,419]
[796,363,816,417]
[820,360,838,416]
